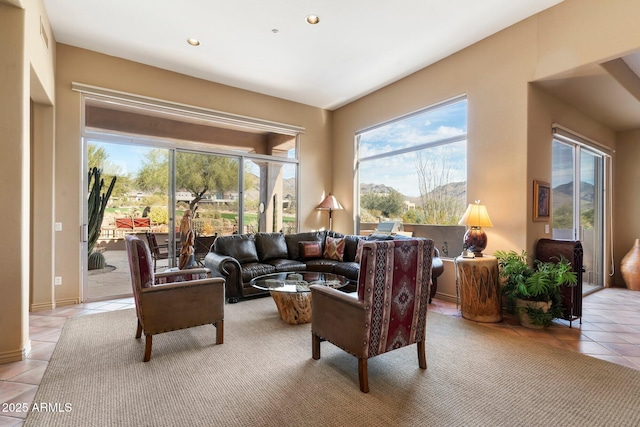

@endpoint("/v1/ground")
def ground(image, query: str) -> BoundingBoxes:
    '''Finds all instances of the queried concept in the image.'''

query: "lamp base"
[463,226,487,257]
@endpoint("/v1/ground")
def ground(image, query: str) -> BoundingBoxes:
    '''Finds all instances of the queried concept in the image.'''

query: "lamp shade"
[316,193,343,211]
[459,201,492,257]
[458,202,493,227]
[316,193,343,231]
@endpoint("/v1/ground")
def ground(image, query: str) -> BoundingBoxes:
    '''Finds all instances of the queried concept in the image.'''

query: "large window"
[356,97,467,257]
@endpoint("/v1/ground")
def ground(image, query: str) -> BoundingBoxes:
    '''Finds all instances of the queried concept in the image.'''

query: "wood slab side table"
[455,255,502,322]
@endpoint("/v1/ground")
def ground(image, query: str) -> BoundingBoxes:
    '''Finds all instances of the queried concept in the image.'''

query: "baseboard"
[55,297,80,307]
[433,292,457,304]
[0,341,31,365]
[30,301,55,312]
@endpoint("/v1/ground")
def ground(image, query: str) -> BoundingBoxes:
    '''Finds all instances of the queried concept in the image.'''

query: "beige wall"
[333,0,640,300]
[333,18,538,299]
[527,84,616,286]
[535,0,640,81]
[0,0,55,363]
[54,44,332,304]
[615,129,640,286]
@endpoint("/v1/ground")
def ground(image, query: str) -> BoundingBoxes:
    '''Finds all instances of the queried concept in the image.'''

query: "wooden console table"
[455,255,502,323]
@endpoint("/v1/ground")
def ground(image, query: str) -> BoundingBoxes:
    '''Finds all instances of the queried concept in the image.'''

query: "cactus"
[88,167,116,256]
[88,251,106,270]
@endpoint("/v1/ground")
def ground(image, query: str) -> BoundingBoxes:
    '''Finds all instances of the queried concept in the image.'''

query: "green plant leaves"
[495,249,577,323]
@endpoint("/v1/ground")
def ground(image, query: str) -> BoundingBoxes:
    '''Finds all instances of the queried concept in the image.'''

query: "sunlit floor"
[2,288,640,425]
[87,250,174,299]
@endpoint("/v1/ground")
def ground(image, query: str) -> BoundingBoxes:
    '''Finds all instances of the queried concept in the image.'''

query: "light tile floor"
[2,288,640,426]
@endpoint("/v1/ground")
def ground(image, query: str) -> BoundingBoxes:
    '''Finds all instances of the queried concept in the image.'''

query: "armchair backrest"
[357,238,434,358]
[126,235,155,291]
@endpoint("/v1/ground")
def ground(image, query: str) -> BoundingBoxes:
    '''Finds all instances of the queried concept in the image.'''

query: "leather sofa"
[204,230,444,303]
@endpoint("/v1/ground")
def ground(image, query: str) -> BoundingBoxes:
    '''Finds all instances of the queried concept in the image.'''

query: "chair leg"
[143,335,152,362]
[417,340,427,369]
[312,333,321,360]
[358,358,369,393]
[135,319,143,339]
[215,320,224,345]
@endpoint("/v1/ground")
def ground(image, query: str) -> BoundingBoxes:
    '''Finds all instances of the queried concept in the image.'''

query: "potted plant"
[494,250,577,328]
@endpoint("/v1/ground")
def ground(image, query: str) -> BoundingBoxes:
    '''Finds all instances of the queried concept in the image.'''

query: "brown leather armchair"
[125,235,225,362]
[311,238,434,392]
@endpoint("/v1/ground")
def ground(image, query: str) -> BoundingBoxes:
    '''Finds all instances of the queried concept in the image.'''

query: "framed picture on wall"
[533,180,551,222]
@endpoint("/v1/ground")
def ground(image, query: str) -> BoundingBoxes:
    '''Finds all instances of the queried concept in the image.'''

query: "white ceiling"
[42,0,563,110]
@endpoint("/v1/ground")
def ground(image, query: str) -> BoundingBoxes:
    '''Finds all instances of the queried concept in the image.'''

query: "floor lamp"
[316,193,343,231]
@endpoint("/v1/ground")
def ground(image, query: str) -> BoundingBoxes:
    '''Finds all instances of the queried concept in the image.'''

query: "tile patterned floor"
[2,288,640,426]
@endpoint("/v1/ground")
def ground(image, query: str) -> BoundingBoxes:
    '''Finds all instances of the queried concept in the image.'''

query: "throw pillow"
[299,241,322,260]
[324,236,346,261]
[354,239,365,263]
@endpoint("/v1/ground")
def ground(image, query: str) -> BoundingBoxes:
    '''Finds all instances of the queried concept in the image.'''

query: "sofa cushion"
[343,235,364,262]
[324,236,346,261]
[255,233,289,261]
[305,258,339,272]
[241,262,276,282]
[299,241,323,260]
[214,234,259,264]
[285,231,326,260]
[332,261,360,281]
[267,258,307,272]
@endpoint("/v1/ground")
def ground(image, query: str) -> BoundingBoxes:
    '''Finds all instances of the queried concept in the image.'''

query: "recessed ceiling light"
[306,15,320,25]
[187,38,200,46]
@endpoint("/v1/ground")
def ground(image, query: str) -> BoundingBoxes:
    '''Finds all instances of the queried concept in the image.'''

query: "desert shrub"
[201,221,216,236]
[150,206,168,225]
[198,209,222,219]
[359,208,380,223]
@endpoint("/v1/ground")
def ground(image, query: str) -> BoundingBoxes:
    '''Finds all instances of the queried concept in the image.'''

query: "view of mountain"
[360,181,467,206]
[552,181,595,209]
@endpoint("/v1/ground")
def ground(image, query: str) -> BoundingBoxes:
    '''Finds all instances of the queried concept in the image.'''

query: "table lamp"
[458,200,493,257]
[316,193,343,230]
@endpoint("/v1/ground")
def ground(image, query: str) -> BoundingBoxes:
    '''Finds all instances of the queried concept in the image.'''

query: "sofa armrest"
[432,247,444,280]
[204,251,244,302]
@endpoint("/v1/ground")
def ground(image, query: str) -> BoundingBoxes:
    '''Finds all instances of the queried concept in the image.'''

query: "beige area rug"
[26,298,640,427]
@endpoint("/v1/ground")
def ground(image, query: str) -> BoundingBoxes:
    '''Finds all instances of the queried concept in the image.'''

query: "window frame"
[354,95,468,253]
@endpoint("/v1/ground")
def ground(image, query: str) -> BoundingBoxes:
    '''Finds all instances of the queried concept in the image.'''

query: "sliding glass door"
[552,139,605,293]
[84,141,299,301]
[244,159,298,234]
[85,140,172,300]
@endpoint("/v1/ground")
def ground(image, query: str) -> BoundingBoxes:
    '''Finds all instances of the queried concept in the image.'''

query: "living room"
[3,0,640,424]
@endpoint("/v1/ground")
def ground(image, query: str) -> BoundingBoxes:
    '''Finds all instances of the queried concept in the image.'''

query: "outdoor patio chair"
[145,232,171,271]
[310,238,434,392]
[194,234,217,266]
[125,234,225,362]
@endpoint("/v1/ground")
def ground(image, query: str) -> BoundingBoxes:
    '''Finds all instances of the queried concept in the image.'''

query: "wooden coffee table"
[250,271,349,324]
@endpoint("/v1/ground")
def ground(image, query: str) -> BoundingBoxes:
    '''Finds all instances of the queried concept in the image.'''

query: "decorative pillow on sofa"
[299,241,323,260]
[354,239,365,263]
[324,236,346,261]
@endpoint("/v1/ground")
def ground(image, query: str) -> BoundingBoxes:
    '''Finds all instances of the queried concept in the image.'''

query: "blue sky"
[91,140,298,181]
[90,140,150,177]
[358,99,467,197]
[552,140,598,188]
